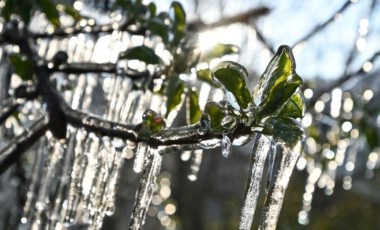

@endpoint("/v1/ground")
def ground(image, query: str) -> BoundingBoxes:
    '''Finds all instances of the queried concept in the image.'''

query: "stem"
[0,116,49,175]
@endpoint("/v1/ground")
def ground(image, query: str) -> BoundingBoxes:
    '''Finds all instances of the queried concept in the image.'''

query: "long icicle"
[129,149,162,230]
[239,134,271,230]
[259,142,301,230]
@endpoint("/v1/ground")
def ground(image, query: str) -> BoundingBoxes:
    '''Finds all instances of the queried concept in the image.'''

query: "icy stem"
[239,134,271,230]
[259,142,301,230]
[133,143,149,173]
[129,149,162,229]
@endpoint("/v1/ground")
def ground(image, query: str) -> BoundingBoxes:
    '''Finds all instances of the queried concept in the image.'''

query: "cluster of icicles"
[0,11,305,230]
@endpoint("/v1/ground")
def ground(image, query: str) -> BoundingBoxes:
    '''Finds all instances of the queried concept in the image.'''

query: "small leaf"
[201,43,239,62]
[278,89,305,119]
[147,18,169,43]
[37,0,61,27]
[360,119,379,150]
[148,2,157,17]
[212,61,252,111]
[165,76,185,115]
[10,55,34,81]
[196,68,217,86]
[200,101,225,133]
[58,4,81,22]
[254,45,303,120]
[263,116,305,151]
[170,1,186,46]
[186,88,202,124]
[119,45,161,64]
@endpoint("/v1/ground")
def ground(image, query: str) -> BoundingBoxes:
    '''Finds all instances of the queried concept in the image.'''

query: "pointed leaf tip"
[253,45,303,120]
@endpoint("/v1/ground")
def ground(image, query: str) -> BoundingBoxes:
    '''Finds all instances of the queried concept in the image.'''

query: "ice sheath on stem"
[129,150,162,230]
[259,143,302,230]
[239,134,271,230]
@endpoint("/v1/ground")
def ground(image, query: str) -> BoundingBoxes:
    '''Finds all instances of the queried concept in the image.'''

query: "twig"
[188,7,270,32]
[291,0,353,47]
[0,98,20,124]
[252,23,275,55]
[309,52,380,104]
[0,116,49,175]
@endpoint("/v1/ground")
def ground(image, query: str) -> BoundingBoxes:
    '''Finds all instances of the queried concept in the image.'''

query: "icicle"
[239,134,271,230]
[221,134,232,158]
[133,143,149,173]
[265,142,275,194]
[129,149,162,230]
[298,165,321,225]
[259,142,302,230]
[187,149,203,181]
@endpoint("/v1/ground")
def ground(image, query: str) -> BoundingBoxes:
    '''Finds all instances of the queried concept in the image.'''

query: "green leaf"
[10,55,34,81]
[147,18,169,43]
[3,0,32,24]
[200,101,225,133]
[212,61,252,111]
[58,4,81,22]
[148,2,157,17]
[119,45,161,64]
[360,119,379,150]
[186,89,202,124]
[165,76,185,115]
[196,68,216,86]
[201,43,239,62]
[37,0,61,27]
[170,1,186,46]
[254,45,303,120]
[278,89,305,119]
[263,116,305,151]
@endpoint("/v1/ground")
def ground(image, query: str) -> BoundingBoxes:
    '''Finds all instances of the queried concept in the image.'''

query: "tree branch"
[291,0,353,47]
[0,116,49,175]
[0,98,20,124]
[188,7,270,32]
[309,51,380,104]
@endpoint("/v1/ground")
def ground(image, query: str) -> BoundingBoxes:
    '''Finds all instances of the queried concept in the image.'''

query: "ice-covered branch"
[0,116,49,175]
[188,7,270,32]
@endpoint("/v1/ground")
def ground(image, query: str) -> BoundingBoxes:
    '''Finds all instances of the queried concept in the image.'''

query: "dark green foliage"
[119,45,161,64]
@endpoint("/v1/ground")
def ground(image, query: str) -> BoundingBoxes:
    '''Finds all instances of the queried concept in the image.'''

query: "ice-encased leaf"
[200,101,224,133]
[212,61,252,111]
[186,89,202,124]
[119,45,161,65]
[196,68,217,87]
[278,89,305,119]
[170,1,186,46]
[200,101,238,133]
[253,46,302,120]
[201,43,239,62]
[263,116,305,152]
[165,76,185,115]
